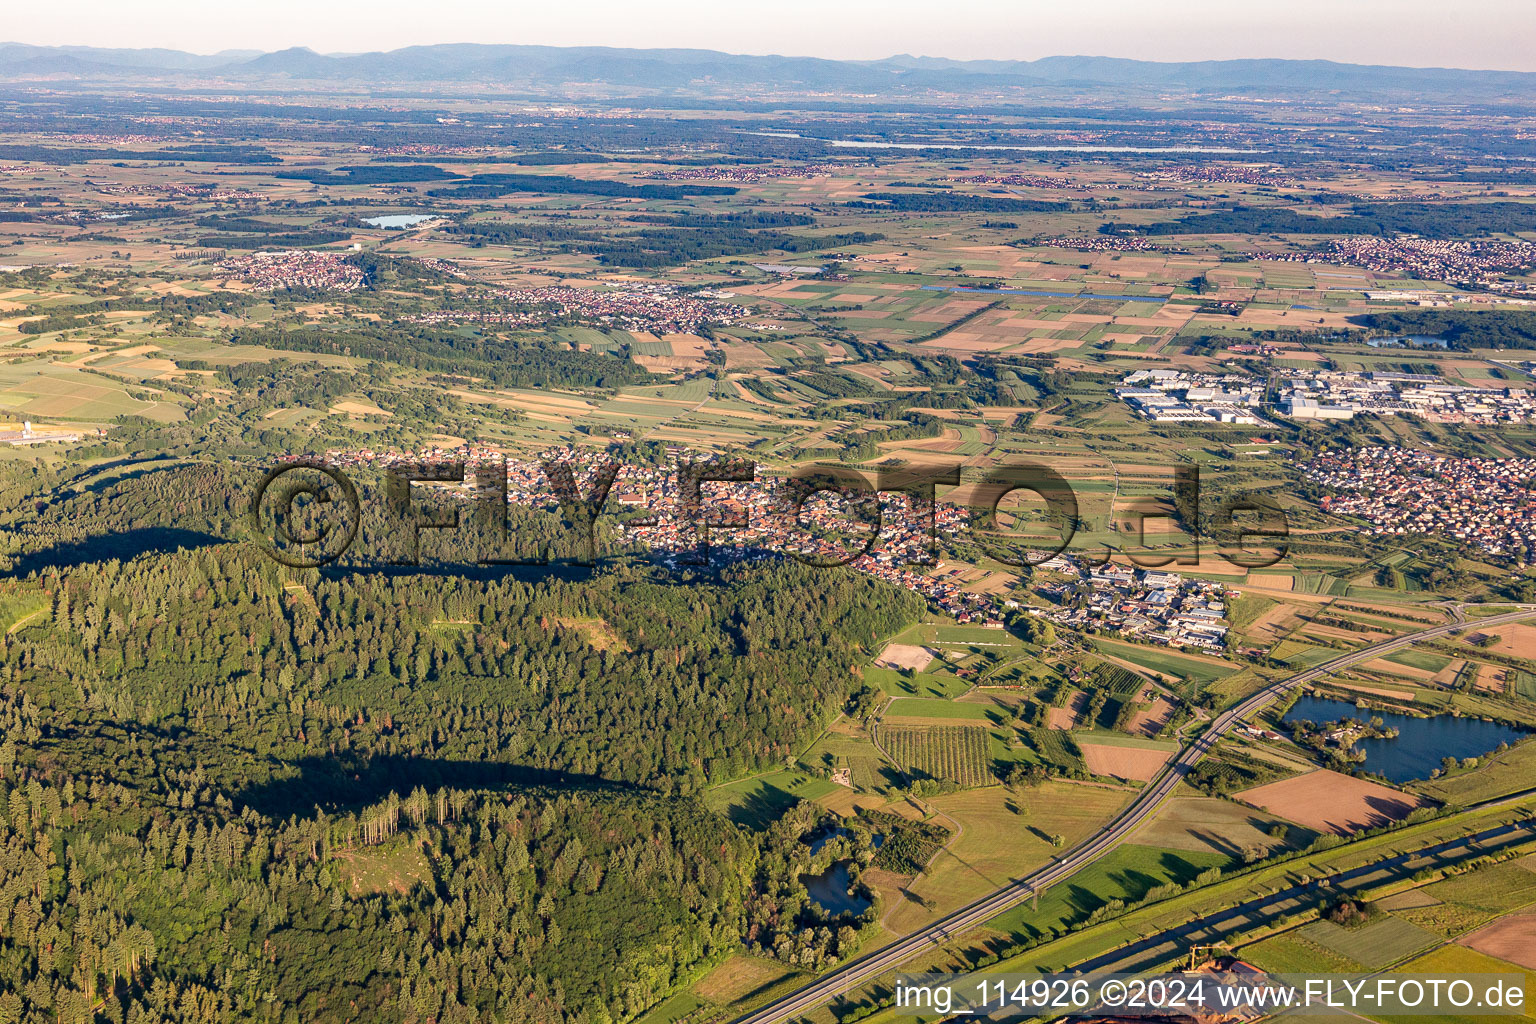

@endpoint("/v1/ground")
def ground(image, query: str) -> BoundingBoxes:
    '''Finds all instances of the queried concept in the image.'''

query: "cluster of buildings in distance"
[1277,370,1536,424]
[296,444,1249,644]
[308,444,1002,623]
[1250,237,1536,288]
[1036,235,1163,253]
[947,173,1073,188]
[1116,369,1270,425]
[648,163,843,182]
[1116,368,1536,426]
[219,249,365,291]
[1306,446,1536,564]
[1136,165,1296,188]
[405,283,750,333]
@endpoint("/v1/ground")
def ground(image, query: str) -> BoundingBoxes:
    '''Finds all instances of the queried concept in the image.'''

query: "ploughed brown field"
[1458,910,1536,970]
[1234,768,1428,835]
[1047,689,1086,730]
[1078,741,1171,782]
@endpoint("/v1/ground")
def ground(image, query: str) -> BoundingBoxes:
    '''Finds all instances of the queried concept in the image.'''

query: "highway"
[731,606,1536,1024]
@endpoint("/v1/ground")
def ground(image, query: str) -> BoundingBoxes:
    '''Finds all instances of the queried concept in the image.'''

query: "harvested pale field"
[1235,769,1427,835]
[1127,695,1179,738]
[1430,661,1467,688]
[1361,657,1437,682]
[908,299,991,323]
[633,354,706,372]
[1132,795,1295,856]
[330,400,391,417]
[1047,690,1087,731]
[693,954,798,1004]
[1328,681,1416,702]
[1459,911,1536,970]
[1016,336,1087,354]
[1079,742,1172,782]
[921,332,1016,353]
[1246,603,1302,641]
[1376,888,1442,911]
[828,308,898,320]
[75,343,161,364]
[1245,574,1297,593]
[1001,317,1068,331]
[961,570,1019,596]
[1469,623,1536,659]
[813,787,884,818]
[1304,622,1389,644]
[875,643,937,672]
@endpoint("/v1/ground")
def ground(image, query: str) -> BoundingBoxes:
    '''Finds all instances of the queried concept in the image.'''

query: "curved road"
[732,606,1536,1024]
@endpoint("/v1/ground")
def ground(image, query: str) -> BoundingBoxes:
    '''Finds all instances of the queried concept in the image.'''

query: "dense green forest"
[223,326,651,390]
[1104,201,1536,239]
[444,215,882,268]
[0,444,924,1024]
[426,174,735,202]
[1348,309,1536,350]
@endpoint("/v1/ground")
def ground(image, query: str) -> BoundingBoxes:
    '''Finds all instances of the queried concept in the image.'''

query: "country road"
[731,606,1536,1024]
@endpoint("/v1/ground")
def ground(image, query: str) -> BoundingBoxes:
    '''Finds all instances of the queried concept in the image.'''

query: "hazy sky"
[10,0,1536,71]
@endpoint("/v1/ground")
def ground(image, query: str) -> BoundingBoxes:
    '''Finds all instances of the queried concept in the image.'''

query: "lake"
[363,214,434,228]
[802,860,872,915]
[739,131,1267,154]
[1282,695,1525,783]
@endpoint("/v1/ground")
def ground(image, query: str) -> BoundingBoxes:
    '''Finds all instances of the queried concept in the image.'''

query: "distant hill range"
[1,42,1533,102]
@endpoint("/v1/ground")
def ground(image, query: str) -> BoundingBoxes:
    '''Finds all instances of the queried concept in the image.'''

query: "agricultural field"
[1078,736,1175,782]
[879,723,993,787]
[1235,769,1428,835]
[986,842,1231,943]
[1130,794,1310,859]
[1090,638,1241,691]
[1459,910,1536,970]
[1375,946,1536,1024]
[883,782,1132,932]
[704,769,840,829]
[883,698,995,723]
[1412,740,1536,805]
[1296,916,1440,970]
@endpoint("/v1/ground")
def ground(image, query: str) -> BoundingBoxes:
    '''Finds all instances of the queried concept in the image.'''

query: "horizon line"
[2,40,1533,77]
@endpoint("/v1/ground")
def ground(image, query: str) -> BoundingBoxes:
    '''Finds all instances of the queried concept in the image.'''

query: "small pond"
[802,860,872,916]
